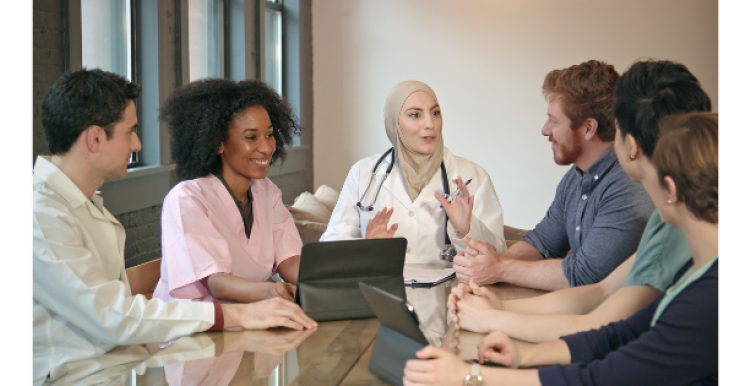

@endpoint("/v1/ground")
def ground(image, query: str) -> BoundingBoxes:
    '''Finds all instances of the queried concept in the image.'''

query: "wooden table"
[46,280,545,386]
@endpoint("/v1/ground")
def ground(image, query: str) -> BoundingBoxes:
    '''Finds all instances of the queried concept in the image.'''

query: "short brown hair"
[652,113,718,223]
[542,60,620,141]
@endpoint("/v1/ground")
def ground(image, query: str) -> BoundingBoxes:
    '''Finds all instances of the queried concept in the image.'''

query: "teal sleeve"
[623,211,692,291]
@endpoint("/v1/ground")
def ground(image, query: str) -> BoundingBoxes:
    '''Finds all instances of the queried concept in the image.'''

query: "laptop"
[294,238,407,321]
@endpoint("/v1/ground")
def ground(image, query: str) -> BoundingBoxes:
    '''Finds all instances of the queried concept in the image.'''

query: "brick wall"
[33,0,63,161]
[116,205,163,268]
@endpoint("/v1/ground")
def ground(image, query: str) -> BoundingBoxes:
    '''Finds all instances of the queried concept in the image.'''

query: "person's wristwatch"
[464,363,483,386]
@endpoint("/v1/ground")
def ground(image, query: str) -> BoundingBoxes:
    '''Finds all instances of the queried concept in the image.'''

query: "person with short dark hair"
[614,60,713,159]
[152,78,308,306]
[448,59,713,343]
[453,60,653,290]
[403,112,718,386]
[42,68,142,155]
[33,69,315,385]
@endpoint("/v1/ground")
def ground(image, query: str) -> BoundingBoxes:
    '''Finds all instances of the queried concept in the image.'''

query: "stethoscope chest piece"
[356,202,375,211]
[440,244,457,262]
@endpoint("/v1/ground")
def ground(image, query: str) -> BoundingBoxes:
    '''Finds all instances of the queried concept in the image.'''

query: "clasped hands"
[404,278,526,385]
[452,236,508,286]
[448,277,503,333]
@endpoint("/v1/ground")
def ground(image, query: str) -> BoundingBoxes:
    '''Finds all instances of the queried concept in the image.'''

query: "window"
[81,0,132,80]
[69,0,178,215]
[259,0,312,202]
[264,0,283,96]
[188,0,224,81]
[81,0,138,166]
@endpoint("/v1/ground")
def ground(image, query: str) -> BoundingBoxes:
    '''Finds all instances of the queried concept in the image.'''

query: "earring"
[667,199,673,204]
[629,154,637,161]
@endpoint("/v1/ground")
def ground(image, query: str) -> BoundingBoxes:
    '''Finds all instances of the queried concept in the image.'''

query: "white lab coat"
[321,147,507,264]
[33,157,216,385]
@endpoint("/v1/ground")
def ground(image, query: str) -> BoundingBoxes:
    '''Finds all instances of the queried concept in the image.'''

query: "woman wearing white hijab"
[320,80,507,265]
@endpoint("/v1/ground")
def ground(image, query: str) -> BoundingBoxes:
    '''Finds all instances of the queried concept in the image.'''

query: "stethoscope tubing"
[358,147,454,252]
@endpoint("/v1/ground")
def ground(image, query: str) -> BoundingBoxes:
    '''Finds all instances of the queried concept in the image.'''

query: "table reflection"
[43,272,536,386]
[162,329,310,386]
[406,277,457,346]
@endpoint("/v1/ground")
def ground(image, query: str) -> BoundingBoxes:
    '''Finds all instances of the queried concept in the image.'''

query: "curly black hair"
[160,78,300,181]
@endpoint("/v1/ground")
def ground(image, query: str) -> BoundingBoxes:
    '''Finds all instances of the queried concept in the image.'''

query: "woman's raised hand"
[365,207,399,239]
[434,177,473,236]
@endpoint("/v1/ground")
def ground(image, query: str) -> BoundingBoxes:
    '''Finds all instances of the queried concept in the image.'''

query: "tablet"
[359,282,429,345]
[295,238,407,321]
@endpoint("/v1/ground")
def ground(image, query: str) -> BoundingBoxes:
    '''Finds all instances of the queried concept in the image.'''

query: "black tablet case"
[295,238,407,321]
[359,282,430,386]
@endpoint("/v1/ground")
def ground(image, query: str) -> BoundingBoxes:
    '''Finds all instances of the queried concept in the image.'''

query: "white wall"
[311,0,718,229]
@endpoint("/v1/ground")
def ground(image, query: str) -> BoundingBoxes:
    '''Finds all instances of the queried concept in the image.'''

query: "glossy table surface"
[44,277,545,386]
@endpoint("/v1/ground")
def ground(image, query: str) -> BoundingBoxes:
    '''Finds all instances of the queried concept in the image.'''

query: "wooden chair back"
[125,258,161,300]
[503,225,528,248]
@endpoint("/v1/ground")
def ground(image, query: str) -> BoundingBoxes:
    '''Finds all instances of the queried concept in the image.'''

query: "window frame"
[64,0,313,213]
[259,0,313,204]
[261,0,284,96]
[187,0,226,81]
[74,0,141,168]
[65,0,176,216]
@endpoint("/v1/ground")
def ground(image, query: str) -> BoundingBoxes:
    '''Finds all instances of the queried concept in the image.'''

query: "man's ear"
[84,125,105,153]
[582,118,599,141]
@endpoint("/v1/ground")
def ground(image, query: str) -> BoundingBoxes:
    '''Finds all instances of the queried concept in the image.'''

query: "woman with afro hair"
[152,79,313,328]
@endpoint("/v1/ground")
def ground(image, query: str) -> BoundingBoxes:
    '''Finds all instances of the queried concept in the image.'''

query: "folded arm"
[459,284,660,342]
[500,251,637,314]
[494,257,570,291]
[203,273,295,303]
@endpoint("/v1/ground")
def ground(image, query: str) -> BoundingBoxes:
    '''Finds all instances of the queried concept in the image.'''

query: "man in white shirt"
[33,68,316,384]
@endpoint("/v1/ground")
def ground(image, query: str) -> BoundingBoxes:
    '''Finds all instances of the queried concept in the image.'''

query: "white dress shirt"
[33,156,215,384]
[321,147,507,264]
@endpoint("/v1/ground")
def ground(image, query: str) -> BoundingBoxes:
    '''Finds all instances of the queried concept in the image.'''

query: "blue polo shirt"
[522,146,654,286]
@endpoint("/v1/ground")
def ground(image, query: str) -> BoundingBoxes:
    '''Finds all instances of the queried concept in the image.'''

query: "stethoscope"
[356,147,457,262]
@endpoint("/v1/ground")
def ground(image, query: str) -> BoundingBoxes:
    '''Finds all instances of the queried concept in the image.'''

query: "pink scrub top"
[153,175,302,303]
